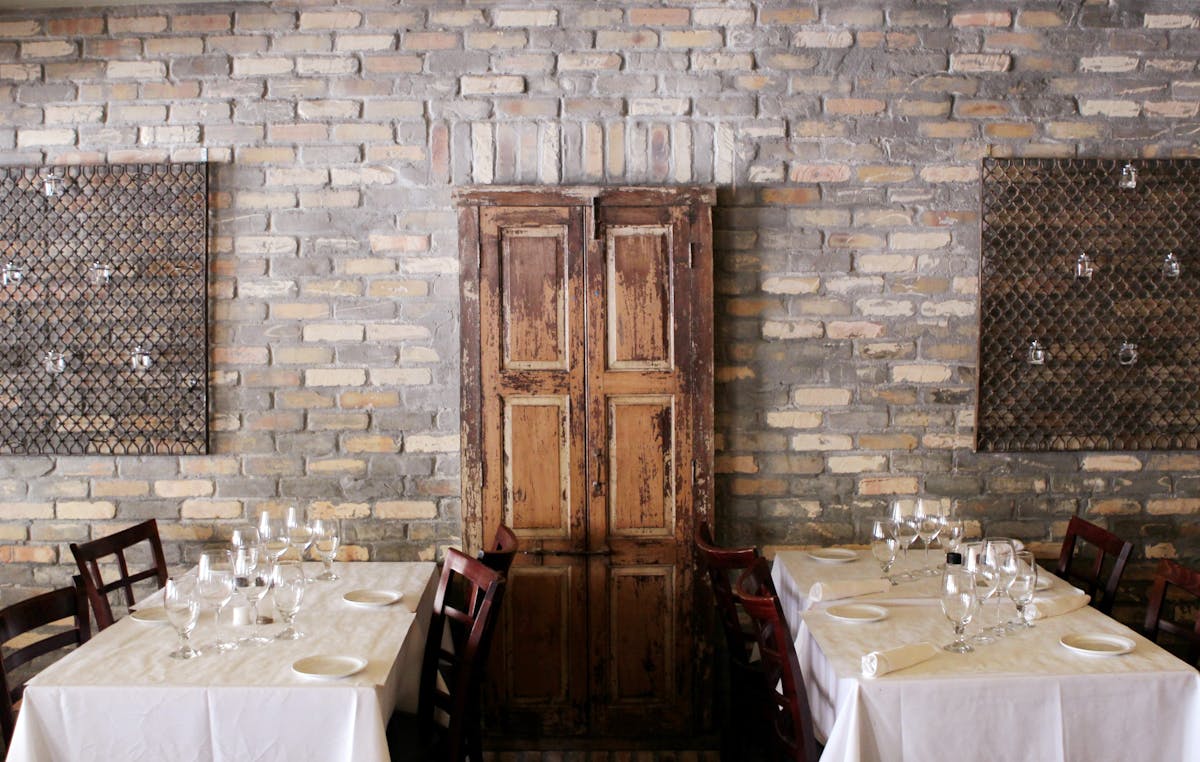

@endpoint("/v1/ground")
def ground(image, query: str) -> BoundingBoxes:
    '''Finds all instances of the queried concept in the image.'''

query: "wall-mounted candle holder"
[1118,342,1138,366]
[1163,252,1181,279]
[130,345,153,372]
[1075,253,1095,280]
[41,169,64,198]
[1119,161,1138,190]
[1026,340,1047,366]
[43,350,67,374]
[2,261,23,287]
[88,261,114,287]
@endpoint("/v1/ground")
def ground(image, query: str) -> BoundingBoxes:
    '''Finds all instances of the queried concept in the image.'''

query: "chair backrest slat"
[477,524,518,578]
[418,548,506,762]
[694,522,760,669]
[0,577,91,748]
[734,559,818,762]
[69,519,168,630]
[1143,558,1200,666]
[1055,516,1133,615]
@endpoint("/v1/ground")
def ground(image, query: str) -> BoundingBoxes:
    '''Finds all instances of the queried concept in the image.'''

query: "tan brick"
[828,455,887,474]
[856,254,915,273]
[366,324,431,341]
[371,368,433,385]
[950,53,1011,72]
[303,324,365,342]
[826,321,885,339]
[1144,14,1198,29]
[791,433,853,451]
[0,546,56,564]
[308,458,368,475]
[762,320,823,340]
[233,57,294,76]
[299,11,361,30]
[460,75,524,96]
[57,501,116,520]
[794,29,853,48]
[155,479,214,498]
[336,34,395,52]
[663,30,722,48]
[145,38,204,56]
[891,231,951,250]
[181,458,240,477]
[493,9,557,27]
[44,105,103,124]
[1082,455,1143,472]
[21,41,75,59]
[1018,10,1064,27]
[92,480,150,498]
[344,435,398,453]
[1145,101,1199,118]
[429,9,483,26]
[308,501,371,519]
[17,128,74,147]
[921,165,979,183]
[789,164,851,183]
[1080,56,1139,73]
[274,347,333,365]
[826,97,886,115]
[0,20,40,36]
[297,100,359,119]
[893,364,952,383]
[404,434,458,453]
[764,411,822,429]
[0,502,54,520]
[952,11,1011,27]
[305,369,366,387]
[107,61,165,79]
[792,388,852,406]
[1090,499,1142,516]
[762,276,820,294]
[377,500,438,519]
[341,391,401,409]
[173,13,231,32]
[858,476,920,496]
[109,15,166,34]
[1079,99,1140,118]
[403,32,459,51]
[181,499,243,520]
[1148,499,1200,515]
[595,30,658,49]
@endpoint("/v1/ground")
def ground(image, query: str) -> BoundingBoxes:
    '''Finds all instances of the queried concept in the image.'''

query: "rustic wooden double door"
[457,186,715,738]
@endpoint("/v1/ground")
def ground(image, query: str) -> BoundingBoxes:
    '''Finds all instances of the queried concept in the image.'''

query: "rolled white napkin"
[809,578,891,602]
[862,642,940,678]
[1031,592,1090,620]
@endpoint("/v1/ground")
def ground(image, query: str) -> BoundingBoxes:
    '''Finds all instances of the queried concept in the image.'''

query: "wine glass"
[271,561,306,640]
[233,546,273,644]
[165,576,201,660]
[310,518,341,581]
[197,548,238,652]
[285,505,314,559]
[889,499,919,574]
[963,541,999,645]
[258,511,290,562]
[230,525,260,553]
[914,499,943,574]
[941,565,979,653]
[1006,550,1038,630]
[941,515,965,557]
[986,538,1018,636]
[868,517,898,582]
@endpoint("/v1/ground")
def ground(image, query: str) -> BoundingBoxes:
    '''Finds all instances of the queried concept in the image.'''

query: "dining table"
[5,560,437,762]
[772,548,1200,762]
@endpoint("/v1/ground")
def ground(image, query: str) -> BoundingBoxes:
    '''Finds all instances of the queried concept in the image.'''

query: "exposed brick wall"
[1,2,1199,617]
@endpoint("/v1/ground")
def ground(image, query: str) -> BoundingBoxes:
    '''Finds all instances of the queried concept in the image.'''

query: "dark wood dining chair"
[1143,559,1200,666]
[389,548,506,762]
[1,577,92,750]
[734,558,819,762]
[69,519,169,630]
[477,524,518,577]
[695,522,769,760]
[1054,516,1134,615]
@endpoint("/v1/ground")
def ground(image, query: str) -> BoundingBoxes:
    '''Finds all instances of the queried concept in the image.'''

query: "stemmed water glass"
[889,499,920,576]
[941,514,965,557]
[197,548,238,652]
[869,517,898,582]
[310,518,340,581]
[230,525,260,553]
[941,565,980,653]
[1006,550,1038,630]
[986,538,1018,636]
[963,541,1000,645]
[233,545,273,643]
[272,561,306,640]
[258,511,290,563]
[285,505,314,560]
[165,576,201,660]
[914,500,943,574]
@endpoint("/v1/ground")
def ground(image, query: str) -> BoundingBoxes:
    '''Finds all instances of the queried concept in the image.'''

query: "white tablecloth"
[6,561,437,762]
[773,549,1200,762]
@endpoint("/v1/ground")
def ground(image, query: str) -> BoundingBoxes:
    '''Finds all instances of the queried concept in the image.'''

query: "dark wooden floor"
[482,753,721,761]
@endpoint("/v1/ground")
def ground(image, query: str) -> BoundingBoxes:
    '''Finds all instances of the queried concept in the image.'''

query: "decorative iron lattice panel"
[978,158,1200,452]
[0,163,208,455]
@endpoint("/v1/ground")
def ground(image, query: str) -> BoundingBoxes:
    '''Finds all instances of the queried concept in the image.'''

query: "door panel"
[504,395,570,537]
[606,225,674,371]
[502,226,569,371]
[607,396,675,538]
[608,565,675,702]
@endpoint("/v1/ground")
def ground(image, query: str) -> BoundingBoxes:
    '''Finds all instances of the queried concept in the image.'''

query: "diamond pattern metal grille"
[979,158,1200,452]
[0,163,208,455]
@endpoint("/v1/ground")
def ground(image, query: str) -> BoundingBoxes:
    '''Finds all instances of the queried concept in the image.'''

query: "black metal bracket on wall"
[978,157,1200,452]
[0,163,209,455]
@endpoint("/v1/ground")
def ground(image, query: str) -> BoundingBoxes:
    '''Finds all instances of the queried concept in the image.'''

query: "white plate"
[826,603,888,623]
[130,607,169,624]
[1059,632,1135,657]
[292,655,367,679]
[343,589,403,607]
[807,548,858,563]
